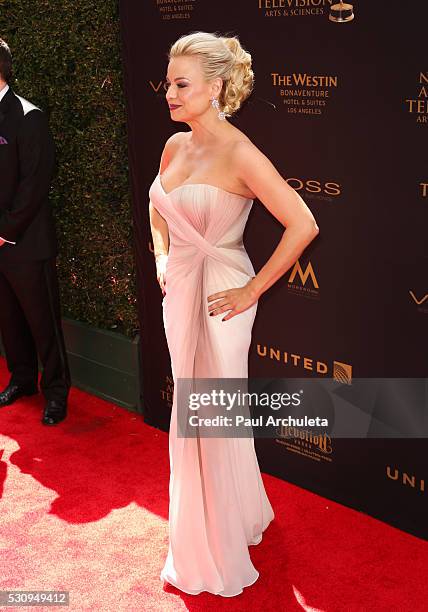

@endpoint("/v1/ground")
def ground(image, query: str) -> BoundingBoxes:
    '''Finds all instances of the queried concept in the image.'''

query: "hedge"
[0,0,137,336]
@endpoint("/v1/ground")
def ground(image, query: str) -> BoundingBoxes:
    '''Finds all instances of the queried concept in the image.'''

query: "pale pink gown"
[148,172,274,597]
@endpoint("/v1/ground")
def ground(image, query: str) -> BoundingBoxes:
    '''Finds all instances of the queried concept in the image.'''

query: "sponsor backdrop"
[119,1,427,539]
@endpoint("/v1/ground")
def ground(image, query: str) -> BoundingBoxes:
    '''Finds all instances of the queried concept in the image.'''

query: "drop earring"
[211,97,227,121]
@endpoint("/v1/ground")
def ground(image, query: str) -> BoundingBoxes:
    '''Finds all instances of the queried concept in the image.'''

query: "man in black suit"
[0,38,70,424]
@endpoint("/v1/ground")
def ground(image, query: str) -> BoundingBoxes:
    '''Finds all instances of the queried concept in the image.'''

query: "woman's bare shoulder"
[226,124,254,147]
[160,131,189,172]
[164,131,190,152]
[228,133,266,166]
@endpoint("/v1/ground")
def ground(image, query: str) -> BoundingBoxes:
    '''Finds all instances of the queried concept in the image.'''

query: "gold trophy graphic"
[329,1,355,22]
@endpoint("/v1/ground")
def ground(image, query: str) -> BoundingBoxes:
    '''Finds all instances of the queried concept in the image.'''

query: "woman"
[148,31,319,597]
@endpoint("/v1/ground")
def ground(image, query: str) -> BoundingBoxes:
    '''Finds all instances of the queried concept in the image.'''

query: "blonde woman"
[149,31,319,597]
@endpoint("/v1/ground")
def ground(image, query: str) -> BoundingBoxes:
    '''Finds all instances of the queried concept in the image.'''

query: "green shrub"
[0,0,137,336]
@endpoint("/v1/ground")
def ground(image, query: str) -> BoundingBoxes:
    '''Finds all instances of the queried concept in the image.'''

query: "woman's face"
[165,55,221,122]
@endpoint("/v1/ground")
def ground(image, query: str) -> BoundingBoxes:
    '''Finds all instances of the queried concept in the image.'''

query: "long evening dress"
[148,172,274,597]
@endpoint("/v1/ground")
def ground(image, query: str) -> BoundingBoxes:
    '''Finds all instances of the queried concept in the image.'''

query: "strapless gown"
[148,172,274,597]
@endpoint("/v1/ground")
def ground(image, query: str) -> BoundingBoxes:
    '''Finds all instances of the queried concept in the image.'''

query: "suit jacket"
[0,87,58,262]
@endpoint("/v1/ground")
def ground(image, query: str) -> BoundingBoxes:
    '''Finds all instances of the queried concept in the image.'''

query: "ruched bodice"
[148,172,274,597]
[150,173,256,284]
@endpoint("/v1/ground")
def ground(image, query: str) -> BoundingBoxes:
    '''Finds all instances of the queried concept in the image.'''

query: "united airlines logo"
[256,344,353,382]
[333,361,352,385]
[386,466,425,493]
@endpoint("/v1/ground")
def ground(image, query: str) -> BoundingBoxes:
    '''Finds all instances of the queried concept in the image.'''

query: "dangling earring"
[211,97,227,121]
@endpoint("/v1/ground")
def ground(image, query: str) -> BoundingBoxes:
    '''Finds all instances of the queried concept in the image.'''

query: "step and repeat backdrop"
[120,1,427,539]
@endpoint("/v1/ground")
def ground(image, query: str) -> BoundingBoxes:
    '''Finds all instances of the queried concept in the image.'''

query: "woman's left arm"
[207,141,319,320]
[238,140,319,299]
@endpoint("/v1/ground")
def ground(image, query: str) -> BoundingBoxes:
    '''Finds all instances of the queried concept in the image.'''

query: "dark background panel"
[120,0,427,540]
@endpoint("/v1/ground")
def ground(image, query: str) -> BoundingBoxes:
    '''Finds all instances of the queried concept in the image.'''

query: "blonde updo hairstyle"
[169,31,254,117]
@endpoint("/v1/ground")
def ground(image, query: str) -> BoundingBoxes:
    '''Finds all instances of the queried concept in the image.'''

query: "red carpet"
[0,357,427,611]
